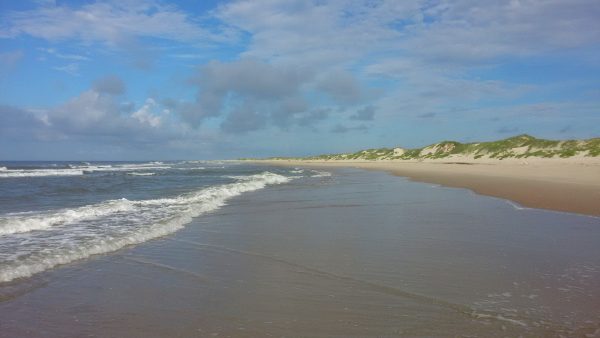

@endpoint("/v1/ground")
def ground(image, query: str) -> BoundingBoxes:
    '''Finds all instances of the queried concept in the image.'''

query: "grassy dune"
[265,135,600,161]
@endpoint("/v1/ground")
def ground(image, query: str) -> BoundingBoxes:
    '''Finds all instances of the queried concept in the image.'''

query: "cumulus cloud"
[317,69,365,104]
[0,105,54,140]
[296,108,330,127]
[178,57,381,132]
[178,58,319,131]
[195,58,310,100]
[221,106,267,133]
[50,89,126,133]
[270,95,310,128]
[3,77,181,147]
[211,0,597,135]
[132,98,162,128]
[350,106,376,121]
[2,0,599,158]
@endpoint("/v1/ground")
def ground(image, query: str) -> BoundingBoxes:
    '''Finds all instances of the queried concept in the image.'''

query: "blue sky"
[0,0,599,160]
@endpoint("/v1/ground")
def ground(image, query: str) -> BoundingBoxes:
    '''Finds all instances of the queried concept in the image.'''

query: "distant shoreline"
[251,158,600,217]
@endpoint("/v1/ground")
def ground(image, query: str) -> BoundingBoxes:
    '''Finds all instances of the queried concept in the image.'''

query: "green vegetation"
[260,134,600,161]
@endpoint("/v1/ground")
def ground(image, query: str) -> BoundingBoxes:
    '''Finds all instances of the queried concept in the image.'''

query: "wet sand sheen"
[0,168,599,337]
[255,160,600,216]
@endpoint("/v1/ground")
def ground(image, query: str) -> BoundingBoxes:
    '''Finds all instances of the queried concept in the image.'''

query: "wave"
[0,172,291,283]
[72,164,171,171]
[127,172,155,176]
[0,169,84,178]
[311,170,332,177]
[0,199,136,236]
[0,164,173,178]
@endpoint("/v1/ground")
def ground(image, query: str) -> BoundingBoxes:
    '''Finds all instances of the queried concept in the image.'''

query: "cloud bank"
[0,0,598,159]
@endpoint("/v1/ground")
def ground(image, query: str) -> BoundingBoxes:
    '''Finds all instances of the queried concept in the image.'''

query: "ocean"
[0,162,599,337]
[0,161,317,283]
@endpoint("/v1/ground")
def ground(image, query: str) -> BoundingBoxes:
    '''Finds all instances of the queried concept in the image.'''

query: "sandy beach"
[253,158,600,216]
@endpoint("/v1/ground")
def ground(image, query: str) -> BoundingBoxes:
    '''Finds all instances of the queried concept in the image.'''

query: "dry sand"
[252,158,600,216]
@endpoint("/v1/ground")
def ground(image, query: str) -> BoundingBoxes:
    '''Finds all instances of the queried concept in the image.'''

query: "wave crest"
[0,172,291,283]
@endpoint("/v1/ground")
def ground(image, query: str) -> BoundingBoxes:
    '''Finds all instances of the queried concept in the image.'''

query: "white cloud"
[42,81,173,140]
[132,98,162,128]
[2,0,599,157]
[215,0,600,69]
[38,47,90,61]
[210,0,600,131]
[1,1,229,47]
[178,58,314,129]
[216,0,420,66]
[316,69,366,104]
[405,0,600,64]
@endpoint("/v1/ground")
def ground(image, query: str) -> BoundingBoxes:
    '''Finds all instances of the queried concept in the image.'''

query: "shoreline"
[251,159,600,217]
[2,163,600,336]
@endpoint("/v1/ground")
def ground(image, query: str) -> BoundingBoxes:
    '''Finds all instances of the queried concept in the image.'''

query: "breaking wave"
[0,169,85,178]
[0,162,173,178]
[127,172,155,176]
[0,172,291,283]
[311,170,332,177]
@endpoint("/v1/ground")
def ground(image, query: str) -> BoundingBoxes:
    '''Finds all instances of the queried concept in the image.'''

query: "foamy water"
[0,161,311,282]
[0,162,173,178]
[0,169,86,178]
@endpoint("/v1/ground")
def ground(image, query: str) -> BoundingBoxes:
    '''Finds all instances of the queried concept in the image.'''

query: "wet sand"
[256,160,600,216]
[1,168,599,337]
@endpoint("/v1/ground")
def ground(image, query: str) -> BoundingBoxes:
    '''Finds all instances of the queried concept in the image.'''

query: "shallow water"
[0,166,599,337]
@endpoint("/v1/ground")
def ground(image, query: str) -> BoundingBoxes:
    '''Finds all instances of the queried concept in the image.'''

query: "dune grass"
[260,134,600,161]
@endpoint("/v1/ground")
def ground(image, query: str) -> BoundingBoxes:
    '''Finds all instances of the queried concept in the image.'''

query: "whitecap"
[0,172,292,283]
[127,172,155,176]
[0,198,135,236]
[0,169,84,178]
[311,170,332,177]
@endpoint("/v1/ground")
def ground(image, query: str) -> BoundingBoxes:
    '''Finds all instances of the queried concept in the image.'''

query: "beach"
[1,164,599,337]
[3,0,600,336]
[254,158,600,217]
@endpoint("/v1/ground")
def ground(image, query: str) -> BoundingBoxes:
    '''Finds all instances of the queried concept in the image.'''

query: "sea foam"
[0,169,85,178]
[0,172,290,283]
[0,199,136,236]
[0,163,174,178]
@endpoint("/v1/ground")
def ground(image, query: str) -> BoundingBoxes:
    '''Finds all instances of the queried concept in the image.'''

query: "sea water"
[1,164,599,337]
[0,161,317,283]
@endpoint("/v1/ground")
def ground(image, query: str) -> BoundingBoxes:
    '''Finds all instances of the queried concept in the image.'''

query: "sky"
[0,0,599,160]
